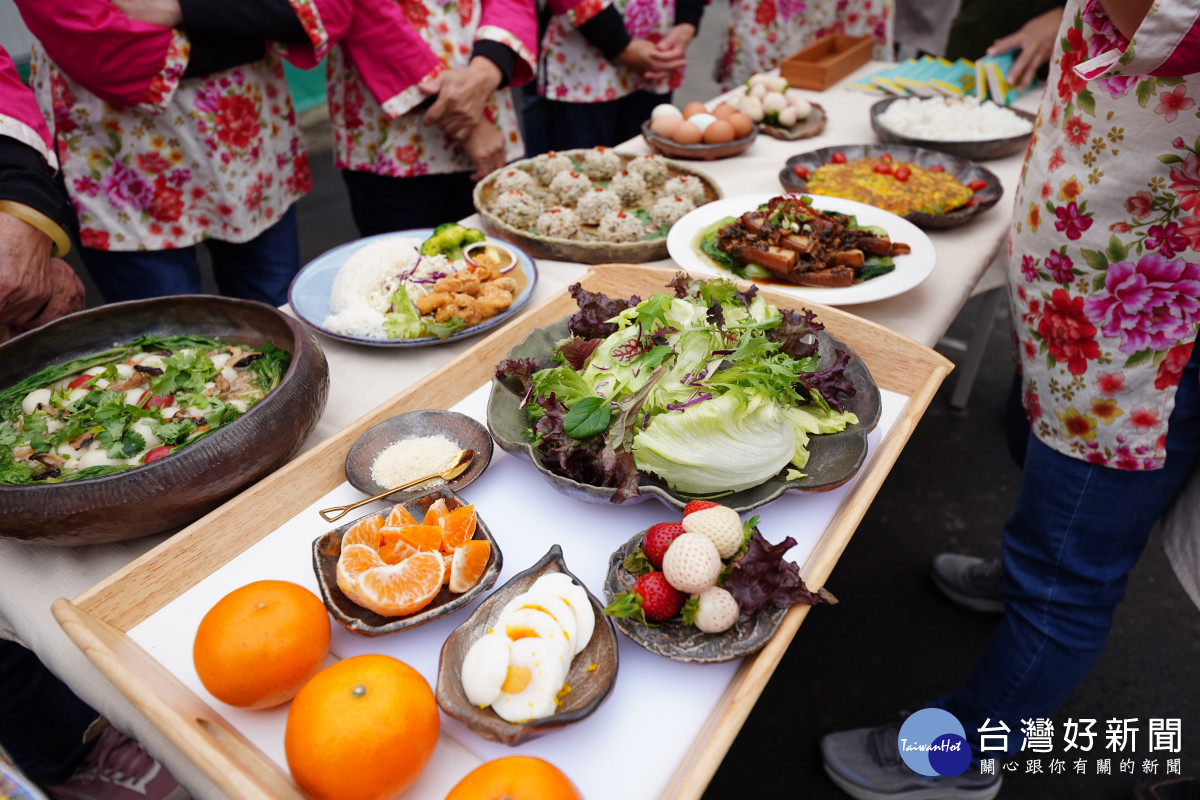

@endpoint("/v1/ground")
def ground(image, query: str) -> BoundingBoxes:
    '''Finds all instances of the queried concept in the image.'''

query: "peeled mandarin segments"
[385,504,418,527]
[449,540,491,594]
[439,505,477,551]
[336,544,386,607]
[442,553,453,585]
[422,497,450,527]
[341,515,384,550]
[378,530,418,565]
[355,551,445,616]
[392,524,443,552]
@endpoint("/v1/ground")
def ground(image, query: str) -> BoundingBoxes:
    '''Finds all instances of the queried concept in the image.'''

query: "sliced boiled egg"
[496,607,573,661]
[499,591,579,651]
[460,631,512,707]
[490,637,569,723]
[531,573,594,654]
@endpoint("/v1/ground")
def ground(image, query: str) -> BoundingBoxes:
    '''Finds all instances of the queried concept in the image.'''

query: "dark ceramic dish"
[777,143,1004,230]
[757,102,828,141]
[604,531,787,662]
[487,314,881,513]
[435,545,618,745]
[640,120,758,161]
[870,97,1036,161]
[311,488,501,636]
[344,410,493,498]
[0,296,328,545]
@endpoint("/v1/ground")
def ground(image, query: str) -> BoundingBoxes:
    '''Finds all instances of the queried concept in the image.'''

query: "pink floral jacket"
[0,45,55,170]
[1008,0,1200,470]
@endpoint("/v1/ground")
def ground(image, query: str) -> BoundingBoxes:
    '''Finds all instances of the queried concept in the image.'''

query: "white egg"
[688,113,718,134]
[651,103,683,120]
[490,637,569,723]
[460,631,512,707]
[499,591,579,651]
[497,607,573,660]
[531,574,595,654]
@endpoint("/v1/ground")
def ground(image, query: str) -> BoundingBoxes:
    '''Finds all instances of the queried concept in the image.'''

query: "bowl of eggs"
[642,101,757,160]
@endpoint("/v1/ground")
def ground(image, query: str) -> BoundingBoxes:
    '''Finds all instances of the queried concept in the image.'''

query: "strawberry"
[603,572,685,624]
[682,503,744,559]
[683,500,720,516]
[662,533,722,594]
[643,522,686,569]
[691,586,740,633]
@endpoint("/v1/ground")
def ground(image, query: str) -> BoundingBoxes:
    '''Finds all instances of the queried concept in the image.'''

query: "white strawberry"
[661,533,722,594]
[692,586,740,633]
[682,503,744,559]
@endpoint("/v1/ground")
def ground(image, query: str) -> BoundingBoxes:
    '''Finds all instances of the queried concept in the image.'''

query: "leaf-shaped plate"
[436,545,618,745]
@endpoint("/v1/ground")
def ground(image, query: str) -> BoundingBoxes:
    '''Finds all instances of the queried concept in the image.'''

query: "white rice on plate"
[878,96,1033,141]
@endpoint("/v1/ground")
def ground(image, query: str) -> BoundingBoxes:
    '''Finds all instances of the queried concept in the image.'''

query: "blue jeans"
[937,345,1200,757]
[0,640,98,784]
[79,207,299,307]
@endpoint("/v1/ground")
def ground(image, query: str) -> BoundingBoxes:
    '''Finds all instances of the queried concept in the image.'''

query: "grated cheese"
[371,434,460,491]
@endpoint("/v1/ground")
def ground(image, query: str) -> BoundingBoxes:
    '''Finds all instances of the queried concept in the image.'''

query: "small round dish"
[757,102,828,141]
[870,97,1035,161]
[640,120,758,161]
[344,410,493,499]
[311,488,502,636]
[436,545,618,745]
[603,531,787,663]
[777,143,1004,230]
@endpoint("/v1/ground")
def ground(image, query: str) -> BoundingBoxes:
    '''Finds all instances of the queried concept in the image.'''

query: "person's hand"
[987,6,1064,91]
[642,24,694,80]
[419,57,504,142]
[462,120,506,181]
[0,213,84,331]
[110,0,184,28]
[615,38,688,77]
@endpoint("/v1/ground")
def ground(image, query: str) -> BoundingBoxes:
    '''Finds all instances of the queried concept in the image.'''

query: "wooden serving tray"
[53,264,952,800]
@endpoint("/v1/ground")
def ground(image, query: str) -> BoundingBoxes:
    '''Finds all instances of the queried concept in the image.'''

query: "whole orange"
[192,580,330,710]
[284,654,439,800]
[444,756,584,800]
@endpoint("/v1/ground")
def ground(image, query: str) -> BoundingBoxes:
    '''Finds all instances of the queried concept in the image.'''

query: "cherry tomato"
[873,162,892,175]
[830,151,847,164]
[894,165,912,182]
[67,374,93,390]
[929,164,945,173]
[880,153,893,163]
[144,446,172,464]
[792,165,810,180]
[967,179,989,193]
[966,197,981,208]
[145,393,174,410]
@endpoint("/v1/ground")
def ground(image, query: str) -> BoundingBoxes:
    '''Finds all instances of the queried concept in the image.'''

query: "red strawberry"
[631,573,686,622]
[643,522,686,569]
[683,500,720,516]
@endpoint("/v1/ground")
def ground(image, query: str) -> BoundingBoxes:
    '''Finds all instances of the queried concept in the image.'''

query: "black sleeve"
[182,34,269,79]
[578,5,632,61]
[178,0,309,43]
[471,41,517,88]
[674,0,703,33]
[0,137,69,231]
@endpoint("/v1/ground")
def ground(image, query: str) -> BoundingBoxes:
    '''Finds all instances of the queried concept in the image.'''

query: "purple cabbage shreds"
[798,347,856,413]
[724,529,839,616]
[768,308,824,361]
[665,392,712,411]
[557,337,602,371]
[567,283,640,339]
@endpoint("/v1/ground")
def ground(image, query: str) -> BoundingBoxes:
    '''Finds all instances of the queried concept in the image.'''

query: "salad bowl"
[487,309,881,514]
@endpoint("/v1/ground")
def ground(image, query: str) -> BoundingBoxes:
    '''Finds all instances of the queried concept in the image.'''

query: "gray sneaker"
[931,554,1004,614]
[821,723,1002,800]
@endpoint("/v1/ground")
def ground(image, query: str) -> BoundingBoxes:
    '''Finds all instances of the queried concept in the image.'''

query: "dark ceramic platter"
[870,97,1036,161]
[640,120,758,161]
[604,531,787,663]
[486,314,881,513]
[777,143,1004,230]
[0,296,328,545]
[311,488,502,636]
[757,102,828,141]
[436,545,618,745]
[344,410,493,499]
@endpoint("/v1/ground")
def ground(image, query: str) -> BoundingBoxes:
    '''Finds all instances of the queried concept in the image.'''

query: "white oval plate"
[665,193,936,306]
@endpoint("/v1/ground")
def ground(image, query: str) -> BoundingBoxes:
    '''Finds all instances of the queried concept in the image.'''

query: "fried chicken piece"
[477,292,513,320]
[415,291,454,314]
[434,270,482,296]
[436,293,482,326]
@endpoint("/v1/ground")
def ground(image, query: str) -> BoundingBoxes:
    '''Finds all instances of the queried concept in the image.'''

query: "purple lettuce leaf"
[766,307,823,361]
[724,528,838,616]
[798,347,856,413]
[567,283,640,339]
[557,337,602,371]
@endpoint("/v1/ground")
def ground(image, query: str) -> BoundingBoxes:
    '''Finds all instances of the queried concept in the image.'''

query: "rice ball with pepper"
[494,189,542,229]
[548,171,593,206]
[530,151,573,186]
[649,194,695,228]
[609,169,648,206]
[661,175,707,206]
[580,146,624,180]
[576,188,622,225]
[492,167,538,194]
[626,154,670,187]
[536,207,582,239]
[597,209,646,243]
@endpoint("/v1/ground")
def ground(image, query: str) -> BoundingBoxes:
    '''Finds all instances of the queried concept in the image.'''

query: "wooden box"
[780,34,875,91]
[53,264,952,800]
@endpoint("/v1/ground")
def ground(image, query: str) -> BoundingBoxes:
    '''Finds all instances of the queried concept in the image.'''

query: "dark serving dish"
[0,296,328,545]
[640,120,758,161]
[344,410,493,498]
[870,96,1036,161]
[311,488,502,636]
[436,544,618,745]
[777,143,1004,230]
[487,314,881,513]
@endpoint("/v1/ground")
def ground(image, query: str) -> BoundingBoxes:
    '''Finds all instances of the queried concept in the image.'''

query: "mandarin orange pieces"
[340,514,385,550]
[336,544,387,608]
[389,523,443,552]
[422,497,450,527]
[448,540,491,593]
[385,504,418,527]
[354,551,445,616]
[439,505,477,551]
[378,530,418,565]
[442,553,453,586]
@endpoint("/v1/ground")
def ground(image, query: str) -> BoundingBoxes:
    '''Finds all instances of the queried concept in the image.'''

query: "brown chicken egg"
[728,112,754,139]
[682,101,708,119]
[651,115,683,138]
[671,120,703,144]
[702,119,735,144]
[712,103,737,120]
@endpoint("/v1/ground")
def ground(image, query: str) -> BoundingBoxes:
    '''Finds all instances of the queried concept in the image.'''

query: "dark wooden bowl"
[640,120,758,161]
[311,488,502,636]
[435,545,618,745]
[0,296,328,545]
[870,97,1035,161]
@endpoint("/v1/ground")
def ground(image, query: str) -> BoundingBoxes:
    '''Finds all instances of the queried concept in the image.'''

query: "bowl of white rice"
[871,96,1036,160]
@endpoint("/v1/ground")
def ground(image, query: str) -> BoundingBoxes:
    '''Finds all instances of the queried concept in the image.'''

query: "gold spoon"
[319,449,475,523]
